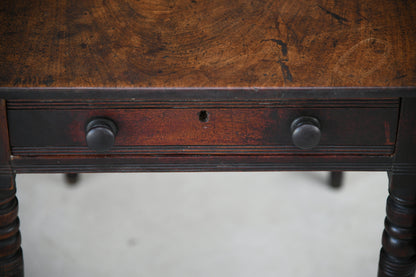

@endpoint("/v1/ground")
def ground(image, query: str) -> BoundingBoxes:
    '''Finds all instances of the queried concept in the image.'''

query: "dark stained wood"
[0,0,415,275]
[65,173,80,185]
[379,174,416,277]
[0,175,23,277]
[290,116,321,150]
[10,155,394,173]
[378,98,416,277]
[7,101,399,156]
[0,100,23,276]
[0,100,12,188]
[0,87,415,100]
[328,171,343,189]
[0,100,10,170]
[85,118,118,152]
[0,0,415,88]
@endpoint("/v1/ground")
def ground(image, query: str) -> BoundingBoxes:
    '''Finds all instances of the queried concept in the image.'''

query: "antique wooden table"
[0,0,415,276]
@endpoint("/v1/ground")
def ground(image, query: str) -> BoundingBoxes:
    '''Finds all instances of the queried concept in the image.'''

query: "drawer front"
[7,99,399,155]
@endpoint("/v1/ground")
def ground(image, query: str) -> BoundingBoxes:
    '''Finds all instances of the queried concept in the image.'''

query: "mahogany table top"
[0,0,415,89]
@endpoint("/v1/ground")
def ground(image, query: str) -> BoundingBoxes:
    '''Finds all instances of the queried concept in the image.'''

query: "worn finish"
[1,0,416,276]
[7,100,399,157]
[0,0,415,88]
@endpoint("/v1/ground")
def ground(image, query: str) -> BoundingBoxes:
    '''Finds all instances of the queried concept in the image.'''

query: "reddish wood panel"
[0,0,415,88]
[7,105,398,155]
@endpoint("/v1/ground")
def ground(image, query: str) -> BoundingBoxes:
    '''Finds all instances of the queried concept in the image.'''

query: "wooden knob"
[85,118,118,152]
[291,116,321,150]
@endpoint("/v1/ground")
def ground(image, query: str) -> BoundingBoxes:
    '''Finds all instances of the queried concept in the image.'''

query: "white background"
[17,171,388,277]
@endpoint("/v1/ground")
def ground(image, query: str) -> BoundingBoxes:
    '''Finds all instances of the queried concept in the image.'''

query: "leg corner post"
[378,173,416,277]
[0,174,23,277]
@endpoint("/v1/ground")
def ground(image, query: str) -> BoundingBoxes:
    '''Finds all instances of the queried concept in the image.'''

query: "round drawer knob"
[290,116,321,150]
[85,118,118,152]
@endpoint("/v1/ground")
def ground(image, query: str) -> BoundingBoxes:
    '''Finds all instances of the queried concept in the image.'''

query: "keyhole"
[198,110,209,122]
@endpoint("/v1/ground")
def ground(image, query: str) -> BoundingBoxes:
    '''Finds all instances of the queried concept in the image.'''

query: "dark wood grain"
[0,0,415,88]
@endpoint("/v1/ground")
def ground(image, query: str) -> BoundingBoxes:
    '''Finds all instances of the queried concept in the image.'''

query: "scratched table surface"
[0,0,415,88]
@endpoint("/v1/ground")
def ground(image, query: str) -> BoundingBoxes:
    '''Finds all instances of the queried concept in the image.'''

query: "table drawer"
[7,99,399,156]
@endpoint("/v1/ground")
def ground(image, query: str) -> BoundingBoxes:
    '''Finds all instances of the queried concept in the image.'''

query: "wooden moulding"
[10,155,394,174]
[0,100,13,190]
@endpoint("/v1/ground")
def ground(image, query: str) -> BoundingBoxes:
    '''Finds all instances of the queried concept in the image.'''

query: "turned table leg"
[378,173,416,277]
[328,171,343,189]
[65,173,80,185]
[0,175,23,277]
